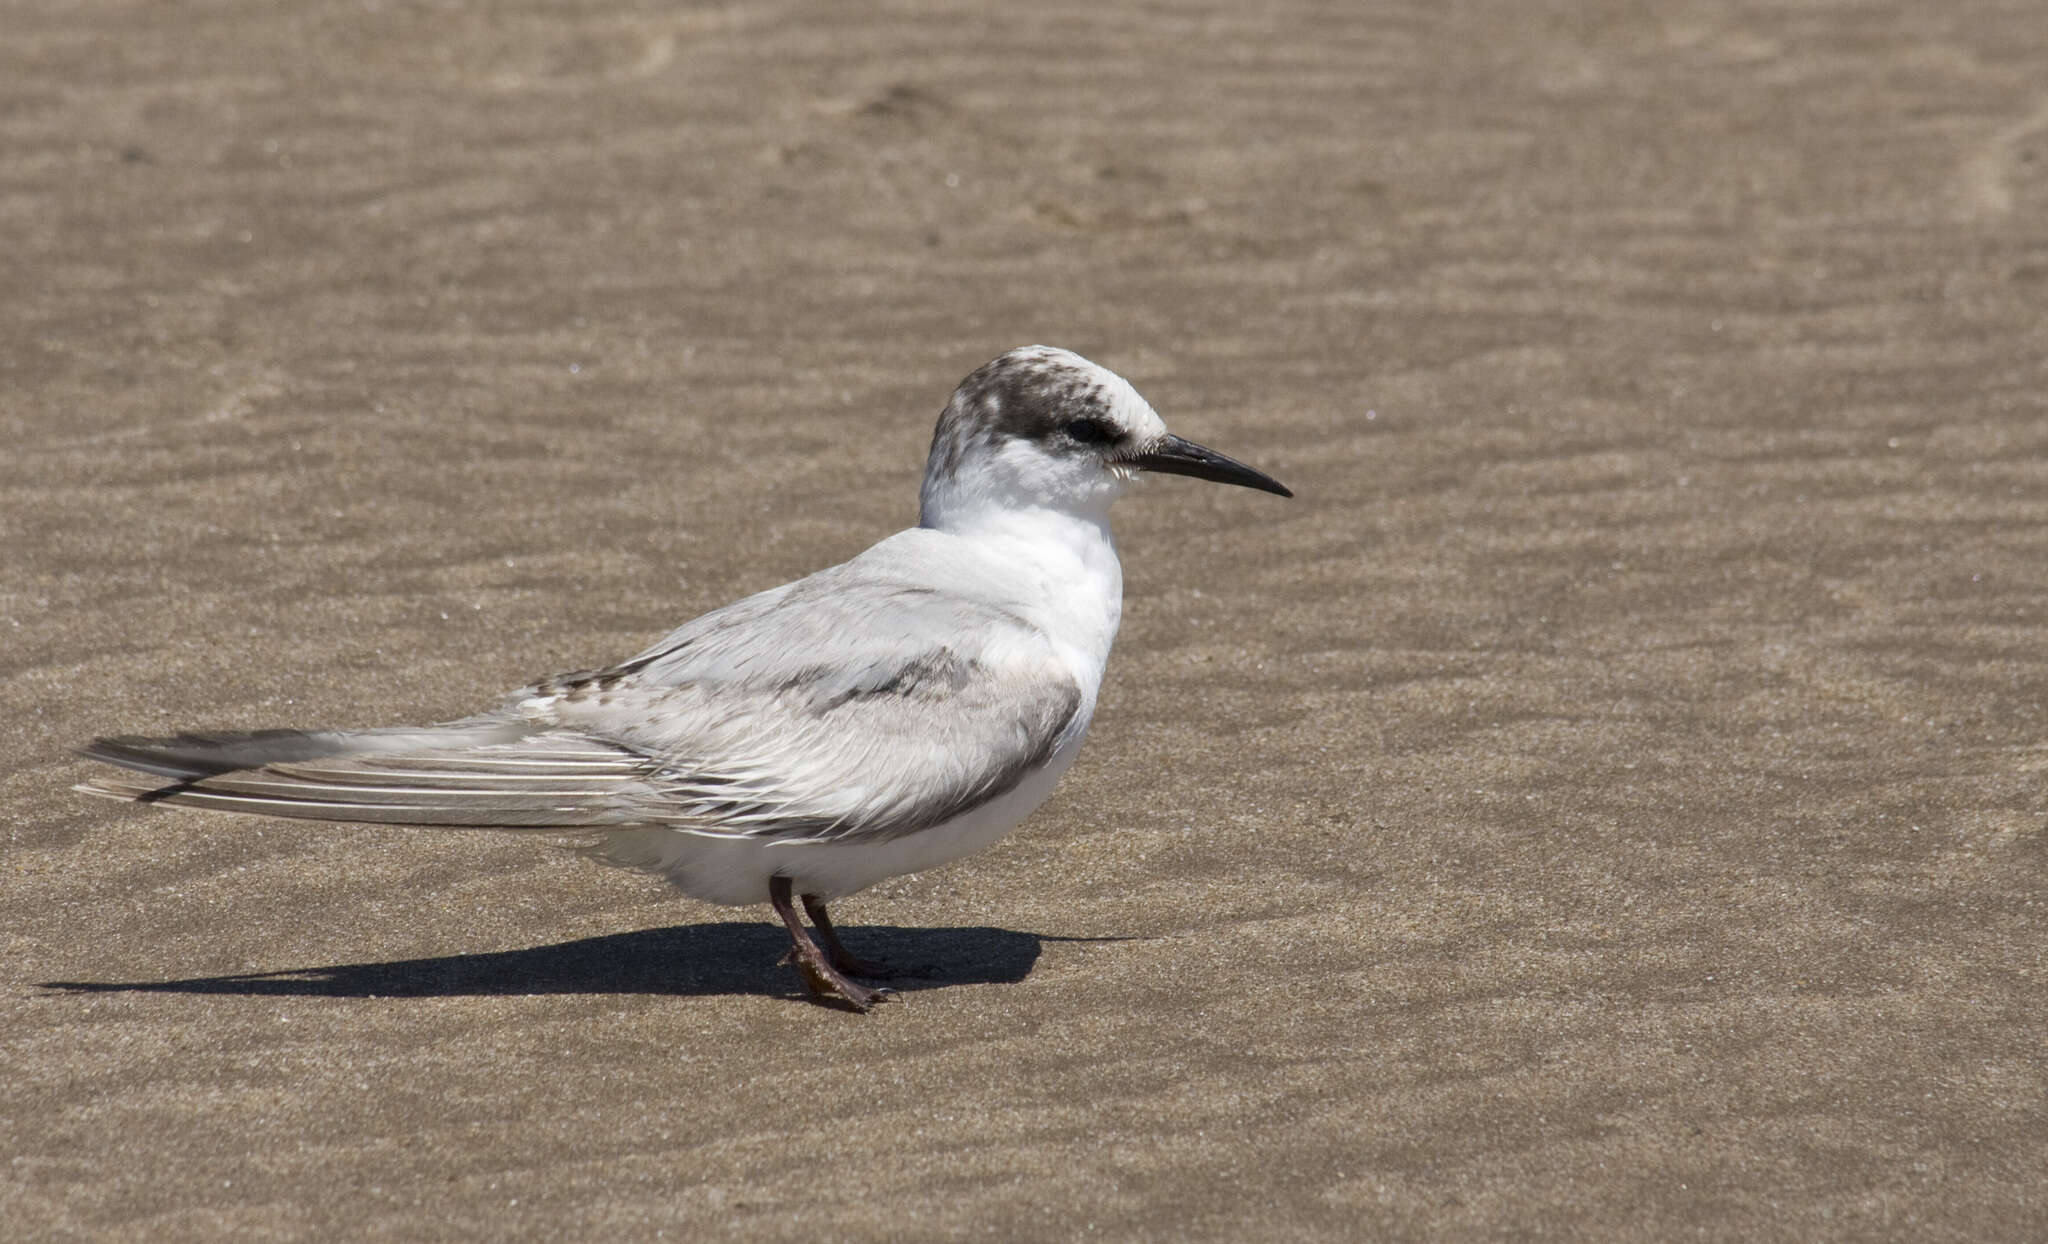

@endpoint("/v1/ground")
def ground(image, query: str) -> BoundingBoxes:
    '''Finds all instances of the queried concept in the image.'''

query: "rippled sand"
[5,2,2044,1239]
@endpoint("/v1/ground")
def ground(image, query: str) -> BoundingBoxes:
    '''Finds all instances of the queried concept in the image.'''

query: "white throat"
[920,491,1125,702]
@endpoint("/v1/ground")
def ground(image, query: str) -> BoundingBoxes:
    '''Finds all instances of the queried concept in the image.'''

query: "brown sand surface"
[4,2,2046,1239]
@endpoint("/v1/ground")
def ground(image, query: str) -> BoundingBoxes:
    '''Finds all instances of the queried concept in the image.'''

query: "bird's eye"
[1063,418,1114,445]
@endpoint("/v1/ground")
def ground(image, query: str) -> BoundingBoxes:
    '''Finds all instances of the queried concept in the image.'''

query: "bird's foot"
[773,878,899,1011]
[782,947,898,1012]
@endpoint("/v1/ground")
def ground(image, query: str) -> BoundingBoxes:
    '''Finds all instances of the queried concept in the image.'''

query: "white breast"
[583,512,1126,906]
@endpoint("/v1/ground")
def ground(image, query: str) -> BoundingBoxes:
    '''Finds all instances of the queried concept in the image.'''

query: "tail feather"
[78,724,530,780]
[74,724,670,829]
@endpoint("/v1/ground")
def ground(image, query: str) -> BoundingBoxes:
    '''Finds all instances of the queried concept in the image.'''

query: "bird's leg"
[769,875,894,1011]
[800,893,905,979]
[803,895,939,980]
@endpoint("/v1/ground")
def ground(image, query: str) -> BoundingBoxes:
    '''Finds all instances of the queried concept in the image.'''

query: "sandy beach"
[4,1,2045,1238]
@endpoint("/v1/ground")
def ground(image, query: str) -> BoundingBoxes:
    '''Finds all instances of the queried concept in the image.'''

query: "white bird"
[77,346,1291,1010]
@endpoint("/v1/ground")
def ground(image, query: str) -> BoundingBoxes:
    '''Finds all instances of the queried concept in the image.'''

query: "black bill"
[1127,433,1293,498]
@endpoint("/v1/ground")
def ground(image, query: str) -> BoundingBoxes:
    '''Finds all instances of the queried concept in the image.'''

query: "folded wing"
[78,542,1086,845]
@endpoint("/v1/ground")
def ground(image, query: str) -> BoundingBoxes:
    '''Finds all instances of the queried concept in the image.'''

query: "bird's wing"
[516,542,1087,843]
[592,529,1035,701]
[78,536,1088,843]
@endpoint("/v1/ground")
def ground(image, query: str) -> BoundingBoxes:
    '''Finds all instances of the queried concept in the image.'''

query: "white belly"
[581,725,1089,906]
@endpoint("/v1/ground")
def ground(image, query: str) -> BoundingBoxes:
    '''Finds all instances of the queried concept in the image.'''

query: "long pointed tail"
[76,722,667,829]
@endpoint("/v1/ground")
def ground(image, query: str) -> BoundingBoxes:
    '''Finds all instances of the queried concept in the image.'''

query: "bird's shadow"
[40,922,1072,1006]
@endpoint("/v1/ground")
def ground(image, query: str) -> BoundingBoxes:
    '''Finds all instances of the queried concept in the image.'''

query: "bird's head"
[918,346,1290,531]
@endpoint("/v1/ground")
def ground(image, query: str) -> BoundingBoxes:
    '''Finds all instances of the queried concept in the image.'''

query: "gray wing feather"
[518,543,1086,842]
[78,534,1086,843]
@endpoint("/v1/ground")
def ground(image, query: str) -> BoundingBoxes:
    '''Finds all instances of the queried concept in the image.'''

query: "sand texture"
[4,1,2046,1239]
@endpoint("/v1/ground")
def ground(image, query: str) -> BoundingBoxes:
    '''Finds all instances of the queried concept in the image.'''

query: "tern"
[77,346,1292,1010]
